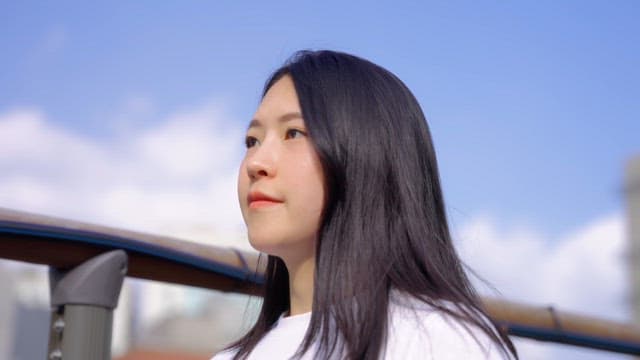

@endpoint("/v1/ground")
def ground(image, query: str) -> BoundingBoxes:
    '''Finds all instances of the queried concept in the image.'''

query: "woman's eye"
[285,128,306,139]
[245,136,259,148]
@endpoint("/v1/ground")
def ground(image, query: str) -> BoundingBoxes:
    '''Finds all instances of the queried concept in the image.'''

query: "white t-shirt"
[211,292,510,360]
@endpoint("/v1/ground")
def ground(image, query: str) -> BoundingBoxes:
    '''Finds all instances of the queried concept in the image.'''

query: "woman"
[213,50,517,359]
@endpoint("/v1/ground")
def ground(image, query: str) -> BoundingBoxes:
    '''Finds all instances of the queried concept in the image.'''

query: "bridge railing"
[1,207,639,359]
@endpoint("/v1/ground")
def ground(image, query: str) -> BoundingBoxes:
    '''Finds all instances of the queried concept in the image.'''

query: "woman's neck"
[284,254,315,316]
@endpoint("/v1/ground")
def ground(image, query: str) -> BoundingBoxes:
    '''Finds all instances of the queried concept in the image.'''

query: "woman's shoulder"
[209,311,313,360]
[387,290,512,359]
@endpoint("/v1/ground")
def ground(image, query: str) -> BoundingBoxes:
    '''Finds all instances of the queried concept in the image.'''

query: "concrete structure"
[0,266,15,360]
[625,155,640,324]
[0,261,49,360]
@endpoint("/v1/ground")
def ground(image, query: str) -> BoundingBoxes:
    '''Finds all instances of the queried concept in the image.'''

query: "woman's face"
[238,75,325,262]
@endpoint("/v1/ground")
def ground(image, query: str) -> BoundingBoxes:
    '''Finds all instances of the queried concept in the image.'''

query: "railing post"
[47,250,128,360]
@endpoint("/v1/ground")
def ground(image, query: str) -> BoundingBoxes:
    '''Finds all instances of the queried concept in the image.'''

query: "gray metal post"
[47,250,128,360]
[626,155,640,325]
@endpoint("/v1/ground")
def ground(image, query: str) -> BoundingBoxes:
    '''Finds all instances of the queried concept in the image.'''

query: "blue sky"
[2,1,638,238]
[1,2,639,358]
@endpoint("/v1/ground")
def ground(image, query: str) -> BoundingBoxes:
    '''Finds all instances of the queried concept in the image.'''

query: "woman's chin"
[248,236,283,255]
[248,237,315,262]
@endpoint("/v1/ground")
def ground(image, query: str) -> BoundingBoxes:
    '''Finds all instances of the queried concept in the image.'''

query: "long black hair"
[228,50,517,359]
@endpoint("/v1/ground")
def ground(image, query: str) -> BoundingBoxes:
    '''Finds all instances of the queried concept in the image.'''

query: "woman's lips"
[249,199,283,209]
[248,191,283,209]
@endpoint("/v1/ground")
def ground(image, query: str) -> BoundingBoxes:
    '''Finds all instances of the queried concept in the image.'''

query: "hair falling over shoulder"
[226,50,518,360]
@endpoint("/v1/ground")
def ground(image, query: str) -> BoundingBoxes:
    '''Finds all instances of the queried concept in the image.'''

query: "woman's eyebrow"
[247,112,303,130]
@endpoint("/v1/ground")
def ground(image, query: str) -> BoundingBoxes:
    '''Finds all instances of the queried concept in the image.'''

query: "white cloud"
[456,213,630,359]
[0,105,249,249]
[135,101,239,180]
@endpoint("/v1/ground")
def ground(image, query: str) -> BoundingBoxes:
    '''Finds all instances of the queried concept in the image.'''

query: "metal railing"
[1,207,639,359]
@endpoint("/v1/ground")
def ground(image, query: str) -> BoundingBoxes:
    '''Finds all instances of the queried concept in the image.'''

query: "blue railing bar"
[0,222,264,285]
[505,323,640,355]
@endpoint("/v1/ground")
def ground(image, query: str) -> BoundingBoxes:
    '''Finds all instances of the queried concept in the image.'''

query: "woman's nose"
[246,143,277,180]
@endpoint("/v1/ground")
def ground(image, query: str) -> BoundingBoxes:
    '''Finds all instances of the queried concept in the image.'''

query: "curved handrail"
[1,207,639,354]
[0,207,263,295]
[483,298,640,354]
